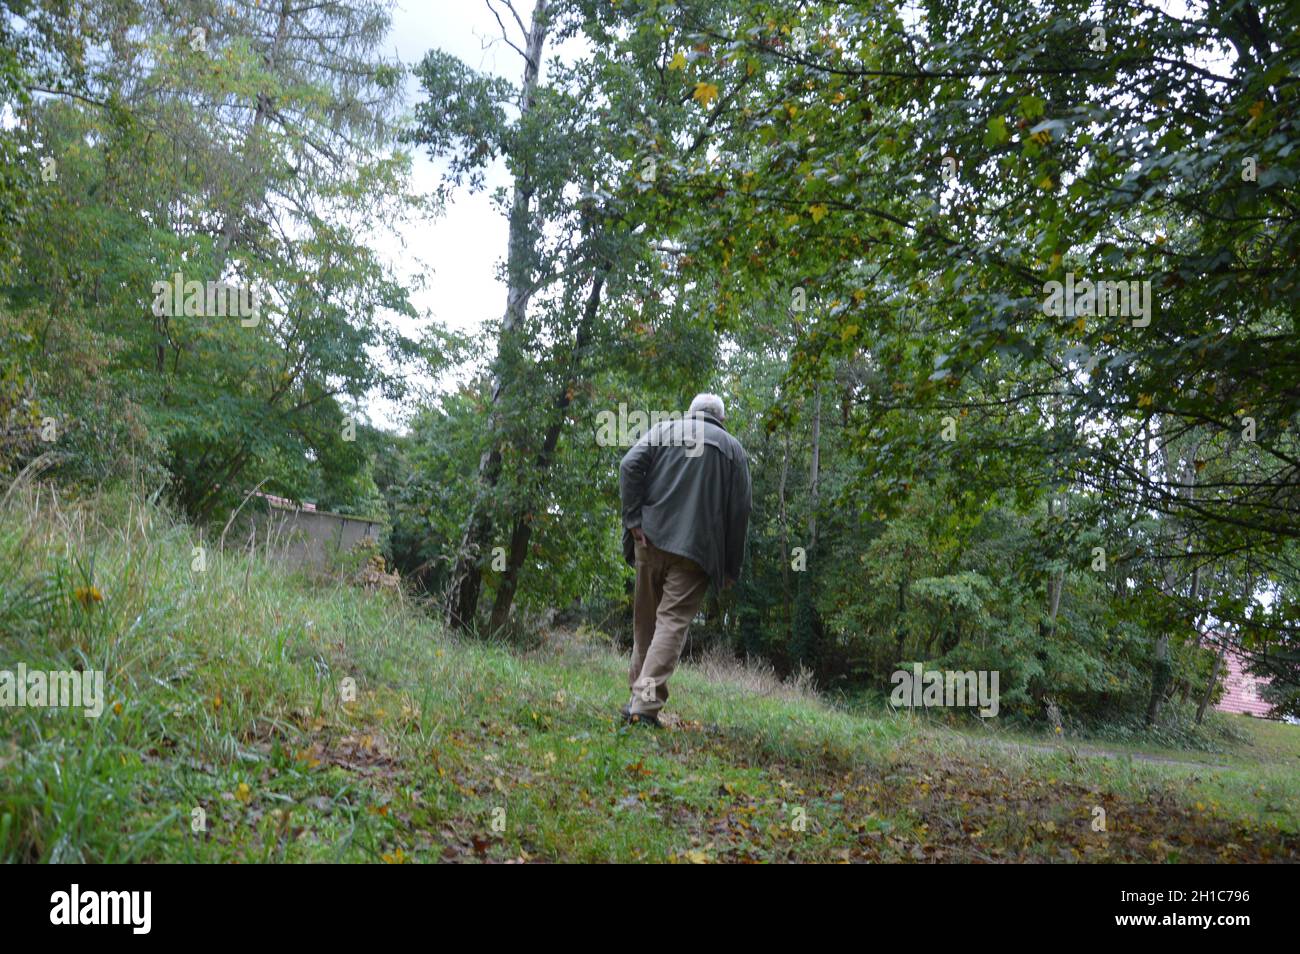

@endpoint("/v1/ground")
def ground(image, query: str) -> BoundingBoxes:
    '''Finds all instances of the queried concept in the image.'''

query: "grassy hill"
[1,482,1297,863]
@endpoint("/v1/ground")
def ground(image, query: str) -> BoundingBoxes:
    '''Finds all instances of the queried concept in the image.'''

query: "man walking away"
[618,393,752,726]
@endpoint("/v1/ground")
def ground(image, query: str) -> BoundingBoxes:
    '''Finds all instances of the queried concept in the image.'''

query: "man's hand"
[630,526,646,545]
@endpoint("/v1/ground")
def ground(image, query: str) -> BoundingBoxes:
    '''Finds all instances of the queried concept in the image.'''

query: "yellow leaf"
[668,51,687,71]
[809,203,828,223]
[841,324,858,341]
[685,849,710,864]
[1138,393,1153,408]
[692,82,719,106]
[295,748,321,769]
[1037,175,1055,191]
[235,782,251,804]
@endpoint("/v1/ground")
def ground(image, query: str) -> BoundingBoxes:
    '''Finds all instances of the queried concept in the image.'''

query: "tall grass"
[0,479,442,861]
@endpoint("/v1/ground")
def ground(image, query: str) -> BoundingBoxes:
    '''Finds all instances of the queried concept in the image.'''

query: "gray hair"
[688,392,725,421]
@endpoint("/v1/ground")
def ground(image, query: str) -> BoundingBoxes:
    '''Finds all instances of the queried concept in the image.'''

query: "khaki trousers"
[628,539,710,716]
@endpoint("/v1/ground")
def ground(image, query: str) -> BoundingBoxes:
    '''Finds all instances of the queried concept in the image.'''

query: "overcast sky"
[364,1,543,432]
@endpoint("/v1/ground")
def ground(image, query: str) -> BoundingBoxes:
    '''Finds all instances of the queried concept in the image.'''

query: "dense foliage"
[1,0,436,518]
[4,0,1296,726]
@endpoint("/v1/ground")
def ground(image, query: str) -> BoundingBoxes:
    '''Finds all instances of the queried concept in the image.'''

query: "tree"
[410,0,750,632]
[605,0,1299,715]
[4,0,432,518]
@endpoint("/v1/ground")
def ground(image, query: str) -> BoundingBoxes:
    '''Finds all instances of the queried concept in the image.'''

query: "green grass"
[945,709,1300,769]
[1,481,1297,863]
[937,712,1300,836]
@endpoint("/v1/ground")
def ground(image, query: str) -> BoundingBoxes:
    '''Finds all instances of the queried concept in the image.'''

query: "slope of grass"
[1,481,1296,863]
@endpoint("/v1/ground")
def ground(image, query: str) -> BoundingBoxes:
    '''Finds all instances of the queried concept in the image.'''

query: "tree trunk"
[486,262,607,633]
[1043,396,1065,645]
[894,576,907,662]
[1145,633,1171,725]
[445,1,550,630]
[791,385,824,672]
[1045,494,1064,637]
[778,428,791,634]
[808,383,821,551]
[1146,425,1201,725]
[213,0,289,277]
[1195,641,1226,725]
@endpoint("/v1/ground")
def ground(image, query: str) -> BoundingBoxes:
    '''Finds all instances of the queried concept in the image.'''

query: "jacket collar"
[684,410,727,432]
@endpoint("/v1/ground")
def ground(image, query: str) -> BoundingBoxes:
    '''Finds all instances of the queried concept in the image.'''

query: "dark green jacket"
[619,411,752,590]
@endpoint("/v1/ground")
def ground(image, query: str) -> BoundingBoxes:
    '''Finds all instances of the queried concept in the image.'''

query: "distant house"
[1213,643,1275,719]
